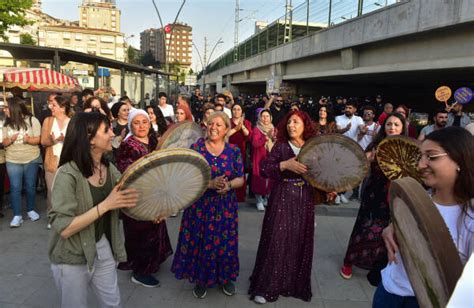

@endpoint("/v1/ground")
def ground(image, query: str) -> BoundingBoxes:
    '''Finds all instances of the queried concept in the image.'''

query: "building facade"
[141,23,192,69]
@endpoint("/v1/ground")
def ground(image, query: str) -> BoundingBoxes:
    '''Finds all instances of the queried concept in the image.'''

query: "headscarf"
[125,109,150,141]
[256,109,275,152]
[110,102,125,119]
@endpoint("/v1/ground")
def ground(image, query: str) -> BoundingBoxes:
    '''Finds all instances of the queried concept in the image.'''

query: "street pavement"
[0,193,375,308]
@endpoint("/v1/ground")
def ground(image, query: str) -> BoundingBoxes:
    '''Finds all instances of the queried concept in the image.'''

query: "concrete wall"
[202,0,474,88]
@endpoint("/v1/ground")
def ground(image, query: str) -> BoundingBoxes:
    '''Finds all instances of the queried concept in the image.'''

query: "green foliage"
[0,0,33,41]
[140,50,156,67]
[20,33,35,45]
[126,45,140,64]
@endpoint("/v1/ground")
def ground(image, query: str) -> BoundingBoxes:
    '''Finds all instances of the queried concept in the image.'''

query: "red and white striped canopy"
[0,67,82,93]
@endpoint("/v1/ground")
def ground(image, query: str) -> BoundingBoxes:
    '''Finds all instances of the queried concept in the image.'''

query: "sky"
[41,0,307,71]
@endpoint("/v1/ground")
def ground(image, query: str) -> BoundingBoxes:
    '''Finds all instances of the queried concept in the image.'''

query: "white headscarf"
[124,109,150,141]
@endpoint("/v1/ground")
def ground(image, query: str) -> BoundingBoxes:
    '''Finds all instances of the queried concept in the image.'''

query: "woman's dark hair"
[83,96,112,119]
[231,103,244,117]
[59,112,110,178]
[366,112,407,152]
[425,126,474,211]
[315,105,336,124]
[144,105,167,136]
[276,110,317,142]
[53,96,72,117]
[5,97,33,130]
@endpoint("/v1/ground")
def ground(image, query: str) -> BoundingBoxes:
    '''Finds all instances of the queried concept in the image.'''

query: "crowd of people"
[0,86,472,307]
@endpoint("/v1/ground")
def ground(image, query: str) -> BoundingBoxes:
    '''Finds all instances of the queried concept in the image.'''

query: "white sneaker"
[340,194,349,204]
[47,223,52,230]
[27,210,40,221]
[334,195,341,205]
[256,203,265,211]
[254,295,267,304]
[10,216,23,228]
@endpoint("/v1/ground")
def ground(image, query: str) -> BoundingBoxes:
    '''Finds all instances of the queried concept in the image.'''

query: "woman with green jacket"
[48,112,138,308]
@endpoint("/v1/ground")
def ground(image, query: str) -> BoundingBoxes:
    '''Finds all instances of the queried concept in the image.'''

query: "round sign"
[454,87,473,105]
[435,86,452,102]
[164,25,172,33]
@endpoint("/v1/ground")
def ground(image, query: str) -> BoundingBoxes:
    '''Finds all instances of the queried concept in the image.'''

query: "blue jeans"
[6,156,41,216]
[373,283,419,308]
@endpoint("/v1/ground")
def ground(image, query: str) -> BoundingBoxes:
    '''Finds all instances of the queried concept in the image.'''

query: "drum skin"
[117,148,211,220]
[376,135,422,182]
[157,121,204,150]
[390,177,463,308]
[298,134,369,192]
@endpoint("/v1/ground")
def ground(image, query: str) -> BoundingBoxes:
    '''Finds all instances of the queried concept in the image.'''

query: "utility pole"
[234,0,240,61]
[203,37,208,69]
[283,0,293,43]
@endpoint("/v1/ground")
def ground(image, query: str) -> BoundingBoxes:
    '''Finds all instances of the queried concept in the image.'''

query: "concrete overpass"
[201,0,474,110]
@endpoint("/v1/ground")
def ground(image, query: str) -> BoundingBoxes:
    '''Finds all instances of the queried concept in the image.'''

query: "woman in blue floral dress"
[171,111,245,299]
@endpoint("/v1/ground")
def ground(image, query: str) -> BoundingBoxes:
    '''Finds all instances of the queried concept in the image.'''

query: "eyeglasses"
[419,152,448,162]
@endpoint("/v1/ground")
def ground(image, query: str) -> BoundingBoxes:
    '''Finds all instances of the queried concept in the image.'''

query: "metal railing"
[201,0,397,77]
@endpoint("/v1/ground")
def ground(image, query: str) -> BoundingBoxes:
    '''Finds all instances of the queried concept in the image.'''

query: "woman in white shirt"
[374,126,474,307]
[41,96,71,221]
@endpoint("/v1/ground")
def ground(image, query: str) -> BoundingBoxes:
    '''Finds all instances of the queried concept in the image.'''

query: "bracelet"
[97,204,101,218]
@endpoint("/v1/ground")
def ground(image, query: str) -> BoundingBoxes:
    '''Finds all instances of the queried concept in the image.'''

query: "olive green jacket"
[48,161,126,271]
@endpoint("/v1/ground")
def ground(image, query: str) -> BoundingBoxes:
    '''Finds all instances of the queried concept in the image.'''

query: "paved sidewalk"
[0,195,374,308]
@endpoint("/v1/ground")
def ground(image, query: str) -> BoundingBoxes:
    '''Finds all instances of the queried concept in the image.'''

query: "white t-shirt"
[336,114,364,141]
[357,122,380,150]
[158,104,174,118]
[381,202,462,296]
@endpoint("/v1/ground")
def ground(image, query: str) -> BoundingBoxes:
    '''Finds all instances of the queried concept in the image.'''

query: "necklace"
[94,164,104,185]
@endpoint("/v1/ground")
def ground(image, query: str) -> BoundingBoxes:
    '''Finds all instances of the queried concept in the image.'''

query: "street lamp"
[199,38,223,95]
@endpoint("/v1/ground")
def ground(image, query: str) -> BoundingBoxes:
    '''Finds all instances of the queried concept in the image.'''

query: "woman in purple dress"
[115,109,173,288]
[171,111,245,299]
[248,110,317,304]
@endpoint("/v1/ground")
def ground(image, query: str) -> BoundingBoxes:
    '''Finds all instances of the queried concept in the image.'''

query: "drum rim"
[298,133,369,192]
[117,148,211,220]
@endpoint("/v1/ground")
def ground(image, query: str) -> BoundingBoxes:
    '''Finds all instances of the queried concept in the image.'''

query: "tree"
[0,0,33,41]
[127,45,140,64]
[20,33,35,45]
[140,50,156,67]
[188,68,194,75]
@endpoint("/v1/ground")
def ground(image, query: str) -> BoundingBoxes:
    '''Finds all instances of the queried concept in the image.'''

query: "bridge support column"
[268,63,286,93]
[341,48,359,70]
[224,74,239,96]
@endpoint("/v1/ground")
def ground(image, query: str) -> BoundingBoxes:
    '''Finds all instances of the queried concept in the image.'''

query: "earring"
[457,167,461,172]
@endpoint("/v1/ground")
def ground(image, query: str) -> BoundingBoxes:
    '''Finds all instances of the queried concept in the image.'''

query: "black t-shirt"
[453,115,461,127]
[113,121,128,136]
[270,105,288,126]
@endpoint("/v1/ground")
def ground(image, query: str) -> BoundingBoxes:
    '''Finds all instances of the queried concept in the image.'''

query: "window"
[75,34,82,40]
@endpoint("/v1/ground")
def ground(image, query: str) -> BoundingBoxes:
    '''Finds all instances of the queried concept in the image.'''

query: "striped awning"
[0,67,82,93]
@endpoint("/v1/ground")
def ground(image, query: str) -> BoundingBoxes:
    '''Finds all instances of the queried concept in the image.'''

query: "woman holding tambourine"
[340,113,407,282]
[375,126,474,307]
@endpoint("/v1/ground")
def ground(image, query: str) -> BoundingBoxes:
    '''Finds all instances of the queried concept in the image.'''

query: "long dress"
[171,138,244,287]
[250,127,272,196]
[229,119,252,202]
[248,141,315,302]
[342,156,390,269]
[115,136,173,275]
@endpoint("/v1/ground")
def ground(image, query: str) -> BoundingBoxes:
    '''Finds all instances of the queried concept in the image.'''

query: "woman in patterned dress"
[248,110,317,304]
[115,109,172,287]
[340,113,407,281]
[171,111,244,299]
